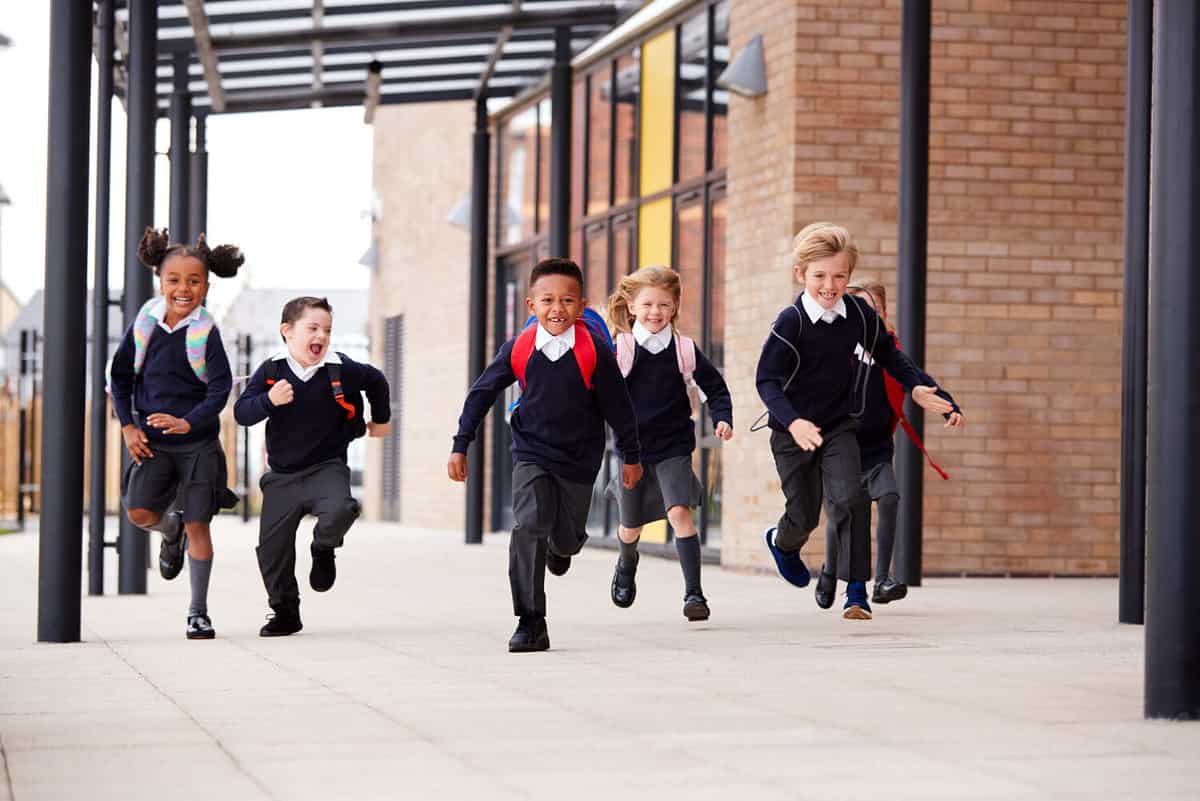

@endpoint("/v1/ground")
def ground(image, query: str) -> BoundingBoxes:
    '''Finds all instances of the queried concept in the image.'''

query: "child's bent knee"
[127,508,158,528]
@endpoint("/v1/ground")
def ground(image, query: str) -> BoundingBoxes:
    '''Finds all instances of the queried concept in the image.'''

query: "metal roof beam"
[209,6,619,53]
[475,0,521,100]
[183,0,226,112]
[154,1,488,29]
[219,85,522,115]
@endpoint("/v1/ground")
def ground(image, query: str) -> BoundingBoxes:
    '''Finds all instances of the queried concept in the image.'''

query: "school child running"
[234,297,392,637]
[604,266,733,621]
[756,222,961,620]
[109,227,243,640]
[448,257,642,653]
[816,278,964,612]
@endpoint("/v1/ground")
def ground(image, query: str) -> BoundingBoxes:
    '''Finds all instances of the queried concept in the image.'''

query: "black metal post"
[1119,0,1153,626]
[16,330,28,531]
[37,0,92,643]
[29,332,40,515]
[548,26,572,258]
[1145,0,1200,721]
[892,0,931,588]
[242,334,251,524]
[89,0,115,597]
[118,0,157,595]
[189,113,208,242]
[169,52,191,243]
[465,97,489,545]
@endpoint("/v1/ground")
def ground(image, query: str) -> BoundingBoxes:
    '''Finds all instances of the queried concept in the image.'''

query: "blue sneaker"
[843,581,872,620]
[763,527,811,588]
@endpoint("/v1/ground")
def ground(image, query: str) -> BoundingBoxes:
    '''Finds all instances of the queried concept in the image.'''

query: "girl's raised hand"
[912,385,954,415]
[945,411,966,429]
[144,413,191,435]
[121,424,153,464]
[715,421,733,441]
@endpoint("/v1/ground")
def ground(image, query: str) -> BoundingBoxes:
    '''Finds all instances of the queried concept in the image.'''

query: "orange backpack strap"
[510,325,538,389]
[572,321,597,390]
[327,361,356,419]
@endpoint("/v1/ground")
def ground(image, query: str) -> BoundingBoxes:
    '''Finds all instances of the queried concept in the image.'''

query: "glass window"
[502,106,537,245]
[708,185,727,366]
[537,97,552,234]
[572,77,587,224]
[614,52,639,206]
[711,0,730,171]
[677,11,708,183]
[583,223,609,312]
[673,194,704,341]
[612,214,636,278]
[588,63,613,215]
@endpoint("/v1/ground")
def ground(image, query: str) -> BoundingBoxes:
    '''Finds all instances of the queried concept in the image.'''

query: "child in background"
[605,266,732,621]
[109,227,243,640]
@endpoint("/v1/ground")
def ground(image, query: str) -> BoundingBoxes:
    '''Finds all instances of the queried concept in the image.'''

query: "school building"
[365,0,1128,578]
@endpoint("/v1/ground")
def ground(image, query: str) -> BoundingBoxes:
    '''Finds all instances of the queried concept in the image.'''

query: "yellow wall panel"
[639,29,676,197]
[638,196,672,270]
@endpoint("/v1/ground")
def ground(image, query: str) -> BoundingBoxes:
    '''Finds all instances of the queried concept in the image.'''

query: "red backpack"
[882,332,949,480]
[510,320,599,390]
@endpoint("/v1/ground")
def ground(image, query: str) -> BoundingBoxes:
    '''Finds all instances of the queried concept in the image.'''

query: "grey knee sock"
[188,556,213,617]
[619,536,639,562]
[675,535,702,595]
[875,494,900,581]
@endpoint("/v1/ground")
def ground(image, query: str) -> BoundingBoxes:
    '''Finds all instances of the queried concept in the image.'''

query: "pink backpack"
[614,331,708,403]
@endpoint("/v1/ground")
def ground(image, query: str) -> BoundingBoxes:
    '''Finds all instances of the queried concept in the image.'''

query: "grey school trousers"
[256,459,360,607]
[769,420,872,582]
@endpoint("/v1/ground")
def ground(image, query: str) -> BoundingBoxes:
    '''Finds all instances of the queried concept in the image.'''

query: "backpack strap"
[131,299,214,383]
[510,325,538,389]
[571,321,597,390]
[883,331,949,480]
[615,332,636,377]
[327,359,356,419]
[264,357,279,386]
[674,333,707,404]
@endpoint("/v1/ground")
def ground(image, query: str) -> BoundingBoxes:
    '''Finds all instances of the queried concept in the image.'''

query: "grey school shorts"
[863,462,899,501]
[608,454,703,529]
[121,436,228,524]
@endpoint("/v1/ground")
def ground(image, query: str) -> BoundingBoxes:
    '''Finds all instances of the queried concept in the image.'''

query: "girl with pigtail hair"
[109,227,245,640]
[604,266,734,622]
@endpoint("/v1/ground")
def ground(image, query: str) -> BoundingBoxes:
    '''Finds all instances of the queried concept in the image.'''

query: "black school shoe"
[158,514,187,581]
[508,615,550,653]
[310,545,337,592]
[546,551,571,577]
[186,613,216,640]
[260,603,303,637]
[683,592,710,622]
[872,576,908,604]
[814,568,837,610]
[611,554,638,608]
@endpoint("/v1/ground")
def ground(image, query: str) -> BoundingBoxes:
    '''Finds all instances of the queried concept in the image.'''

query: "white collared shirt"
[273,349,342,383]
[633,320,673,355]
[800,292,847,325]
[149,298,202,334]
[533,323,575,362]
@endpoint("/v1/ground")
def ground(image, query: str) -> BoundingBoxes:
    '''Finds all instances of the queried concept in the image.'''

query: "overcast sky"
[0,7,374,315]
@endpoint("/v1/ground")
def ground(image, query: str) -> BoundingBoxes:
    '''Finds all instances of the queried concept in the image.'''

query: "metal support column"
[465,97,490,545]
[37,0,92,642]
[1119,0,1153,626]
[89,0,115,596]
[169,51,191,242]
[548,26,572,258]
[1145,0,1200,721]
[242,334,251,524]
[189,113,208,241]
[17,330,28,532]
[118,0,157,595]
[892,0,931,587]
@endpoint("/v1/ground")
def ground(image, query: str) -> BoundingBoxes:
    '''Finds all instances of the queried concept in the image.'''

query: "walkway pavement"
[1,519,1197,801]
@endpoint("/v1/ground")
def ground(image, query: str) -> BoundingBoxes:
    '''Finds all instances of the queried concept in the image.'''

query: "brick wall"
[721,0,1126,575]
[367,102,474,529]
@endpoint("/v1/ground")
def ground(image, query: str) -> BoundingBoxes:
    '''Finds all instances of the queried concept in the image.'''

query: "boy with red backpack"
[448,258,642,653]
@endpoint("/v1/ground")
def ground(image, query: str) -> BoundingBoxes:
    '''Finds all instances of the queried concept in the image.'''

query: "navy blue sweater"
[109,322,232,445]
[622,339,732,464]
[756,294,958,434]
[452,330,640,484]
[234,353,391,473]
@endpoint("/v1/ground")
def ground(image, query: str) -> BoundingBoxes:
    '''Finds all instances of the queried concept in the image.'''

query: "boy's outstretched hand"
[911,385,955,416]
[447,452,467,482]
[945,411,966,429]
[367,421,392,438]
[268,379,294,407]
[715,421,733,441]
[788,418,822,451]
[622,463,643,489]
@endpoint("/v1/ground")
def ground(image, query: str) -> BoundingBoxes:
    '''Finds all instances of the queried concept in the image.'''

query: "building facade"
[369,0,1127,576]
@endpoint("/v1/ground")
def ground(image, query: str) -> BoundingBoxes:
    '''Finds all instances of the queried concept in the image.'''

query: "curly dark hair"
[137,227,244,278]
[529,257,583,294]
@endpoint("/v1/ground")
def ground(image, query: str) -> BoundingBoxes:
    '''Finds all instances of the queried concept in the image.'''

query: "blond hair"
[847,277,889,328]
[607,265,682,334]
[792,222,859,275]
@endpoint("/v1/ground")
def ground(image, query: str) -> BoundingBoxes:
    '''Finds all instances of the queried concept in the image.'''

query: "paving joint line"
[0,732,16,801]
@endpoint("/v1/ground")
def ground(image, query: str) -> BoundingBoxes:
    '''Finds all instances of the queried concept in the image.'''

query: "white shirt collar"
[272,349,342,383]
[533,323,575,362]
[632,320,673,355]
[149,298,202,334]
[800,292,847,325]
